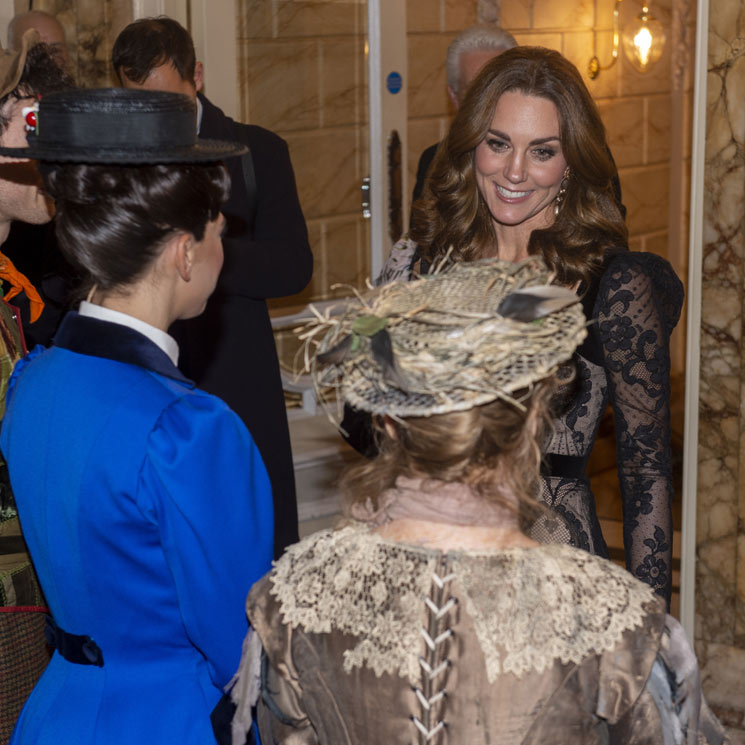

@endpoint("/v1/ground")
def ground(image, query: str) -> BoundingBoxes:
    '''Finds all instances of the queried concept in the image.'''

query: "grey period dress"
[235,519,724,745]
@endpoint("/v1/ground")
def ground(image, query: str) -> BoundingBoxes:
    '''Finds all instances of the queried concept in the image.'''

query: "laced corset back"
[261,526,660,745]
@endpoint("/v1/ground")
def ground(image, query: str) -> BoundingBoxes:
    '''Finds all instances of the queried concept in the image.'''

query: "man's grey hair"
[446,25,517,95]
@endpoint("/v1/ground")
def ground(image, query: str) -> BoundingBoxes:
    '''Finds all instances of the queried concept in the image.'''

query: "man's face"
[0,97,54,225]
[120,62,199,102]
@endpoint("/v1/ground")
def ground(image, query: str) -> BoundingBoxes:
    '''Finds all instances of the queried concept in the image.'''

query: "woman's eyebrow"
[486,129,560,146]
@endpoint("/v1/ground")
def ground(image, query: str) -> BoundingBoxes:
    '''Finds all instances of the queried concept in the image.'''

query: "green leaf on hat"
[352,315,388,337]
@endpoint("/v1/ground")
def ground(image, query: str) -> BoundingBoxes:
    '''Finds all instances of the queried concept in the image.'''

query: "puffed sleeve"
[607,615,729,744]
[138,392,274,689]
[242,575,319,745]
[595,253,683,606]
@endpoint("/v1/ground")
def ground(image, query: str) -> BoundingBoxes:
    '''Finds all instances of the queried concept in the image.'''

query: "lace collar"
[269,525,661,684]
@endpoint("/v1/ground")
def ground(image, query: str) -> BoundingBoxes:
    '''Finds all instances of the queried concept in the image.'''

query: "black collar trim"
[53,312,193,385]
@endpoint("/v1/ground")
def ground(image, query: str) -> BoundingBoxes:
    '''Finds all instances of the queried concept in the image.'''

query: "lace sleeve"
[595,253,683,606]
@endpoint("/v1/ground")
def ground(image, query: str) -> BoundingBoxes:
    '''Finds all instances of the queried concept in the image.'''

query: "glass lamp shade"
[622,6,665,72]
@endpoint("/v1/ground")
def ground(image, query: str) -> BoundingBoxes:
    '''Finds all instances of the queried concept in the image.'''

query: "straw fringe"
[297,257,587,422]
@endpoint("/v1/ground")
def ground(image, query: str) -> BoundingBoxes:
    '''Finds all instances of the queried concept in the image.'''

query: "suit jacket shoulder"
[196,93,311,299]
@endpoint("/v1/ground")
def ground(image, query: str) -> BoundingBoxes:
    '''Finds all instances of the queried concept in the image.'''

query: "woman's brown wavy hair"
[340,379,556,521]
[410,46,627,288]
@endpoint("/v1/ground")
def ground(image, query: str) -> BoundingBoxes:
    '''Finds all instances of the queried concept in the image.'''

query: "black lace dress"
[533,251,683,605]
[345,248,683,605]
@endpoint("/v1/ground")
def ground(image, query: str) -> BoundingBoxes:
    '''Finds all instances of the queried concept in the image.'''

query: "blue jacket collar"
[54,312,193,385]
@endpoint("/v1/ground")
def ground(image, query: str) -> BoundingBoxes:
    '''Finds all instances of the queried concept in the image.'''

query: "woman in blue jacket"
[0,88,274,744]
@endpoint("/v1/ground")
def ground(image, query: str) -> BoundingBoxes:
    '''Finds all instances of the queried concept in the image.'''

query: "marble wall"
[695,0,745,738]
[406,0,478,198]
[239,0,371,317]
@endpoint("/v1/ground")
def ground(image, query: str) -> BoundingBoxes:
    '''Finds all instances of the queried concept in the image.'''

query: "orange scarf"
[0,250,44,323]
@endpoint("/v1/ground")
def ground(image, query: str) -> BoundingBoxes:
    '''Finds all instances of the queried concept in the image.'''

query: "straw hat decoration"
[299,256,588,420]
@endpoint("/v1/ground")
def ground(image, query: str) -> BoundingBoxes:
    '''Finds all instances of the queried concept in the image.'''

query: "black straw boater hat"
[0,87,247,163]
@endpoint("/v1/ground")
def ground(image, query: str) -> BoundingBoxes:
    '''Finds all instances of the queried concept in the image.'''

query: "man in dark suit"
[113,17,313,558]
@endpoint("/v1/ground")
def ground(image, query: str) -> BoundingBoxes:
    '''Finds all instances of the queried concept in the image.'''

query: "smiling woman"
[473,91,568,260]
[412,47,625,288]
[404,46,683,607]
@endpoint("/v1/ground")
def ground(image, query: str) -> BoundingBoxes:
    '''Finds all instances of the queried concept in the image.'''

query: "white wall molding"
[680,0,709,640]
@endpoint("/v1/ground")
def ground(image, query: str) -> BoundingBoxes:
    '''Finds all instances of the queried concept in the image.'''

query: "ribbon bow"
[0,250,44,323]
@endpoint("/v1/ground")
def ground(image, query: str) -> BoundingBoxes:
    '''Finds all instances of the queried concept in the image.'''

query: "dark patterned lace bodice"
[534,252,683,606]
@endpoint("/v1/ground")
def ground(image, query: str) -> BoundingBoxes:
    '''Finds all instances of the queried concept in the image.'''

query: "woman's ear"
[169,232,195,282]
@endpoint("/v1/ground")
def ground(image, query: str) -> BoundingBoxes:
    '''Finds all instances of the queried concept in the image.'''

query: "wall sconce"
[588,0,665,79]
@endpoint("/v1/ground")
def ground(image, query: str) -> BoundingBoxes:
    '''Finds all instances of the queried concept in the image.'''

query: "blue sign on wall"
[386,71,402,94]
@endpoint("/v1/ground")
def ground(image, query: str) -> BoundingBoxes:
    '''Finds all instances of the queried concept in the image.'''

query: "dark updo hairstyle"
[411,46,628,288]
[41,161,230,293]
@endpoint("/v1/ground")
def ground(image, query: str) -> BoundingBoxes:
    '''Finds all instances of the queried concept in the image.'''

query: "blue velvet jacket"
[1,312,274,745]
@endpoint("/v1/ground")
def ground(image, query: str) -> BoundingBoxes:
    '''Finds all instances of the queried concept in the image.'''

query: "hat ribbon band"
[32,108,196,150]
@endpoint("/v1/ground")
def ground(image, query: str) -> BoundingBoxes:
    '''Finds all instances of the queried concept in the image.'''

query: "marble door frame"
[680,0,709,639]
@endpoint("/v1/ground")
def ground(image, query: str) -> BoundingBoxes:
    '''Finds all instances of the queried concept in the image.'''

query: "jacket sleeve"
[139,393,274,689]
[241,577,319,745]
[219,129,313,300]
[595,253,683,606]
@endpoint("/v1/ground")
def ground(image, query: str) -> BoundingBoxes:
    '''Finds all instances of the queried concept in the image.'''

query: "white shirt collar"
[78,301,180,366]
[196,95,203,134]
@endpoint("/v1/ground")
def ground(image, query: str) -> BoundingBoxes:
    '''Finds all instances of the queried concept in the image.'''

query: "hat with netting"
[299,257,588,419]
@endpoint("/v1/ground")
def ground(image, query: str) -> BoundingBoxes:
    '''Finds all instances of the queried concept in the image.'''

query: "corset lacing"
[411,559,456,743]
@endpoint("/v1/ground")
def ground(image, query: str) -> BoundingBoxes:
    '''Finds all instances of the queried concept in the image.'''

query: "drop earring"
[554,167,570,217]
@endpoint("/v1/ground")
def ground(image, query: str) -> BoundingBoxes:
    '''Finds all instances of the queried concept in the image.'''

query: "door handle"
[361,176,371,219]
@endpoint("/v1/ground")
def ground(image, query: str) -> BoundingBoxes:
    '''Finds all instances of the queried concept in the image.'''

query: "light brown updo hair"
[340,378,556,520]
[411,46,627,288]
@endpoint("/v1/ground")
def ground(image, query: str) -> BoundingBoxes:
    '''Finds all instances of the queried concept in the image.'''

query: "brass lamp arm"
[588,0,623,79]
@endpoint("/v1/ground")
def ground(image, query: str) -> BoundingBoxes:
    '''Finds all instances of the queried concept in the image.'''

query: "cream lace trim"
[270,525,436,683]
[269,526,657,685]
[456,546,656,681]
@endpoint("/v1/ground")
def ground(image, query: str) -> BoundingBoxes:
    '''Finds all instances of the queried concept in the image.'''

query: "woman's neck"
[354,475,538,551]
[490,207,555,263]
[375,518,538,551]
[490,222,532,263]
[89,285,174,333]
